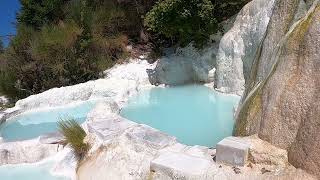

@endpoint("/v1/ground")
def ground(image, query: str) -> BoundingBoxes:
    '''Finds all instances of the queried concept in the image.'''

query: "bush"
[145,0,250,48]
[58,119,89,161]
[0,0,140,100]
[18,0,66,29]
[145,0,217,47]
[1,22,114,98]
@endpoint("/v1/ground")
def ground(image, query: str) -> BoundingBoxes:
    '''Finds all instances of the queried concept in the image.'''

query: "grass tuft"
[58,119,90,161]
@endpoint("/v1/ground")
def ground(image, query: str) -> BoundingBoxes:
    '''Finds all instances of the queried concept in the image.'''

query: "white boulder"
[216,136,250,166]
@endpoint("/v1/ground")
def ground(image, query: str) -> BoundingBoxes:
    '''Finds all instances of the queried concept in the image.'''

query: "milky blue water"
[121,85,240,147]
[0,101,96,142]
[0,161,69,180]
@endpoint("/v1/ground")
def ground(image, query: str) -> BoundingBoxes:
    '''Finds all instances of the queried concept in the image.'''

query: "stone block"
[216,136,250,166]
[151,151,211,176]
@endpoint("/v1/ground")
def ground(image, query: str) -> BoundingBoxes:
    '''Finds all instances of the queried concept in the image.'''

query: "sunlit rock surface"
[12,60,155,111]
[86,101,120,122]
[0,138,60,165]
[0,59,154,167]
[0,55,315,179]
[214,0,275,95]
[76,103,315,180]
[1,0,319,176]
[78,105,316,180]
[254,0,302,83]
[78,124,176,180]
[235,0,320,177]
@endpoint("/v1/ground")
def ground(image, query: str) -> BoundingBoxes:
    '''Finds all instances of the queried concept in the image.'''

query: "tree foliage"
[145,0,217,47]
[145,0,250,47]
[18,0,67,29]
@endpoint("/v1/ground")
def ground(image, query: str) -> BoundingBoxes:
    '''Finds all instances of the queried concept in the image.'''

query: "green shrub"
[58,119,89,161]
[0,0,139,100]
[18,0,67,29]
[1,21,115,98]
[145,0,250,48]
[145,0,217,47]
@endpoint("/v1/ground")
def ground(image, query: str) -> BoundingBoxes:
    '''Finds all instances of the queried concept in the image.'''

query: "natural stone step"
[216,136,250,166]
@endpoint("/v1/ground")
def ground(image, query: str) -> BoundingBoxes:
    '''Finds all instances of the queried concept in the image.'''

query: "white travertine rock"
[39,132,64,144]
[86,101,120,122]
[216,136,250,166]
[77,127,174,180]
[0,139,60,165]
[148,45,216,86]
[13,59,155,111]
[51,148,78,180]
[215,0,276,95]
[151,151,212,177]
[125,125,177,150]
[86,116,137,142]
[0,60,155,167]
[77,113,316,180]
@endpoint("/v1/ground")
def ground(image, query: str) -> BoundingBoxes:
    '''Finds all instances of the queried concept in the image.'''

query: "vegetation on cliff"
[0,0,249,101]
[145,0,249,47]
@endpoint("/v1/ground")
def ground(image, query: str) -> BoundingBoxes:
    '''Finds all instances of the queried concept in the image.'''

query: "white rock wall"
[215,0,276,95]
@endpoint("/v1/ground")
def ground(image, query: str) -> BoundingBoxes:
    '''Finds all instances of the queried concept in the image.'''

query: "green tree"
[145,0,217,47]
[18,0,67,29]
[145,0,250,48]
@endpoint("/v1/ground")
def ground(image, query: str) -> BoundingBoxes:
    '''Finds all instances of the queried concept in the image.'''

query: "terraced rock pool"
[0,101,96,142]
[121,85,240,147]
[0,161,69,180]
[0,85,239,180]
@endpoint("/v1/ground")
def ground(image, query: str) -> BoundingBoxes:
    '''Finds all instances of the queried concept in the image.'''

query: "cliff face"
[235,0,320,177]
[215,0,276,95]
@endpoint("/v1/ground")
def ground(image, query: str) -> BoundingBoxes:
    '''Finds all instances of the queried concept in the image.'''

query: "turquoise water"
[0,161,69,180]
[0,101,96,141]
[121,85,240,147]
